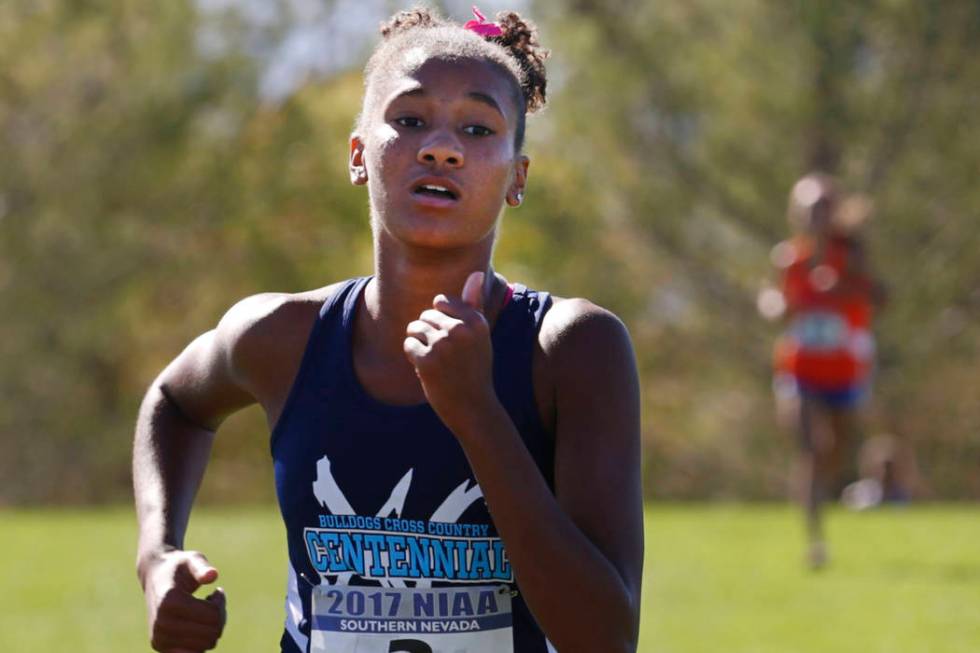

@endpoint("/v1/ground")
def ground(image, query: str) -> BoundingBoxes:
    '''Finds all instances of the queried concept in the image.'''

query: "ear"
[506,155,529,207]
[349,134,368,186]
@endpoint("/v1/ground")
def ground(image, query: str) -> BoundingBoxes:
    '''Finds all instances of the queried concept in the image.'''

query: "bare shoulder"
[155,283,347,431]
[533,296,637,433]
[771,239,798,270]
[217,285,340,347]
[215,283,346,395]
[538,296,634,359]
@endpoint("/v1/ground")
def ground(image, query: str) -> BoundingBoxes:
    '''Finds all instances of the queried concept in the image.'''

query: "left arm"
[404,273,643,653]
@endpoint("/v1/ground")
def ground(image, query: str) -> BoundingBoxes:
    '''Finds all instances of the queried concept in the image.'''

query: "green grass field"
[1,504,978,652]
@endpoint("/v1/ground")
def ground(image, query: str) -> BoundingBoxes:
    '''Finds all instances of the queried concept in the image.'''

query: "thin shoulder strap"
[270,278,364,451]
[491,283,552,427]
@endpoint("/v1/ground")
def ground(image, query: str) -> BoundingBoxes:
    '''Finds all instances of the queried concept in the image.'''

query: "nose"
[418,133,464,168]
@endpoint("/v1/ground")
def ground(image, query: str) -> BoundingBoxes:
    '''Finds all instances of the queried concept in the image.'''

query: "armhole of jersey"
[269,280,355,454]
[527,291,555,444]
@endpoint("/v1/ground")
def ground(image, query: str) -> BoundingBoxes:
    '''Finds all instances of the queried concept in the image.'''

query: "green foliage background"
[1,0,978,504]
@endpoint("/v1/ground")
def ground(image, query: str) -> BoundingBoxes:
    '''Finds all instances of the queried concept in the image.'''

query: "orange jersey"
[774,236,875,388]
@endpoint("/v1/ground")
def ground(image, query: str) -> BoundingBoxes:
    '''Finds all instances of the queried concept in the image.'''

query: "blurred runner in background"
[758,172,885,569]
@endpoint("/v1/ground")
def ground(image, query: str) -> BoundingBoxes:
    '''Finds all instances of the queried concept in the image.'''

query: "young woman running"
[767,172,883,569]
[133,7,643,653]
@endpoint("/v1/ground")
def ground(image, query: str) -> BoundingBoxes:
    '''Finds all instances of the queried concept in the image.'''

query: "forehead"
[372,55,520,120]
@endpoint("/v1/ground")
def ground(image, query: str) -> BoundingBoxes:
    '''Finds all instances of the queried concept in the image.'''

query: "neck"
[362,229,499,358]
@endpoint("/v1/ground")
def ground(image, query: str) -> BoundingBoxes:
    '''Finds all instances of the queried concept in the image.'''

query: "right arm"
[133,293,296,652]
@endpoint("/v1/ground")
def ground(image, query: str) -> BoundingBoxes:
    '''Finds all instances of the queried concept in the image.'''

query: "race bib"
[310,585,514,653]
[792,312,847,351]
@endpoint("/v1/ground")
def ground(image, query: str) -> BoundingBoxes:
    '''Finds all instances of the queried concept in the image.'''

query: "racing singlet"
[272,276,557,653]
[773,236,875,389]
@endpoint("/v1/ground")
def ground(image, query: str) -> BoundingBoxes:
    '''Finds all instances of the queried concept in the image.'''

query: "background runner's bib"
[792,311,847,351]
[310,585,513,653]
[774,236,876,389]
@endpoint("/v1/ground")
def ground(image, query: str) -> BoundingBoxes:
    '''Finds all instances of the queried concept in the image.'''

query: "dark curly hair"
[358,6,549,151]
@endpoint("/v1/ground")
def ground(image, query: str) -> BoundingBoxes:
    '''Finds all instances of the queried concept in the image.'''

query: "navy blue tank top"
[272,277,555,652]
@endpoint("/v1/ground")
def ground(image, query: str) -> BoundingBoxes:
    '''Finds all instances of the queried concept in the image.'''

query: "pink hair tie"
[464,5,503,37]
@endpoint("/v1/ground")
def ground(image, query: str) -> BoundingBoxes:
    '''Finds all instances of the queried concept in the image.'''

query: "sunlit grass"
[639,504,980,653]
[1,505,977,652]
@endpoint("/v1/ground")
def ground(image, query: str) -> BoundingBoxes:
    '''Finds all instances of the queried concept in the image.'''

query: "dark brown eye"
[396,116,424,128]
[463,125,493,137]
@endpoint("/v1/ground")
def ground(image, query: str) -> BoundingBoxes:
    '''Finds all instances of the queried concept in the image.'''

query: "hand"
[140,549,226,652]
[403,271,500,436]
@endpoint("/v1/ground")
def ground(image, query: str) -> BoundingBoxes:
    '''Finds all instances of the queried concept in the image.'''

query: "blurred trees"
[1,0,977,503]
[531,0,980,498]
[0,0,371,502]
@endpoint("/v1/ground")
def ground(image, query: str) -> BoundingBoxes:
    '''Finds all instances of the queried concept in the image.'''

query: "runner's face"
[810,196,833,233]
[808,196,834,234]
[350,56,528,249]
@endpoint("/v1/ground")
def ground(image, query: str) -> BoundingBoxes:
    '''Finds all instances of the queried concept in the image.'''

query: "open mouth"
[413,184,458,201]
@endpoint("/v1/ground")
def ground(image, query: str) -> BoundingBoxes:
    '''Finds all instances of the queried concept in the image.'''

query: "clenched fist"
[140,549,226,652]
[403,271,500,436]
